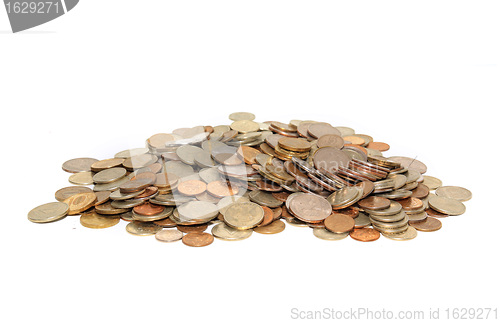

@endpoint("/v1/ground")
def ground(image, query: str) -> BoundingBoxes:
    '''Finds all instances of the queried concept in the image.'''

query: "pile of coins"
[28,112,472,246]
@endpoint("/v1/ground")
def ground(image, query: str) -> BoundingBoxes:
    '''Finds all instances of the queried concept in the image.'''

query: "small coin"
[257,206,275,227]
[62,157,99,173]
[249,190,283,208]
[126,221,162,236]
[94,191,111,206]
[343,135,365,146]
[28,202,69,223]
[154,217,177,227]
[422,176,442,190]
[155,229,184,242]
[63,192,97,215]
[230,120,260,133]
[93,175,131,192]
[410,217,442,232]
[350,228,380,242]
[382,226,418,241]
[237,146,261,164]
[307,122,341,138]
[212,222,253,240]
[364,201,402,216]
[177,224,208,233]
[428,195,466,215]
[206,181,239,198]
[120,178,154,193]
[122,154,158,170]
[435,186,472,202]
[253,220,286,234]
[229,112,256,121]
[55,186,93,202]
[69,171,94,185]
[182,232,214,247]
[324,213,355,233]
[398,197,424,211]
[411,184,430,199]
[95,202,129,215]
[316,134,344,149]
[133,202,165,216]
[93,167,127,184]
[354,213,371,228]
[357,196,391,211]
[115,148,150,159]
[224,202,264,230]
[80,211,120,229]
[313,228,349,241]
[426,208,449,218]
[366,142,390,151]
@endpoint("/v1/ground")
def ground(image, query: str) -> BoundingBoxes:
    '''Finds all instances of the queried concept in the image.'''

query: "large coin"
[28,202,69,223]
[324,213,355,233]
[224,202,264,230]
[288,193,331,223]
[63,192,97,215]
[428,195,466,215]
[435,186,472,202]
[62,157,99,173]
[93,167,127,184]
[313,147,351,172]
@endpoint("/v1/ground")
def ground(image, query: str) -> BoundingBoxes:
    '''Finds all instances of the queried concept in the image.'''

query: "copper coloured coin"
[135,186,159,199]
[237,146,261,164]
[207,181,239,198]
[411,184,430,199]
[257,206,275,227]
[133,202,165,216]
[177,224,208,233]
[350,228,380,242]
[357,196,391,211]
[317,134,344,149]
[313,147,351,172]
[334,206,359,218]
[182,232,214,247]
[399,197,424,211]
[410,217,442,232]
[426,208,449,218]
[367,142,390,152]
[178,180,207,196]
[324,213,355,234]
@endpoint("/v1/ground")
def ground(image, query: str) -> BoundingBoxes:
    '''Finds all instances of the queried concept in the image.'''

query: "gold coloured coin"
[68,171,94,185]
[212,223,253,240]
[63,192,97,215]
[126,221,162,236]
[80,211,120,229]
[422,176,442,190]
[62,157,99,173]
[90,158,125,172]
[410,217,442,232]
[382,226,418,241]
[253,220,286,234]
[229,112,256,121]
[230,120,260,133]
[28,202,69,223]
[224,202,264,230]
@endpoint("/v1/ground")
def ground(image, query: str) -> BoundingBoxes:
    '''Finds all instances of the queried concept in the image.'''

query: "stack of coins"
[28,112,472,246]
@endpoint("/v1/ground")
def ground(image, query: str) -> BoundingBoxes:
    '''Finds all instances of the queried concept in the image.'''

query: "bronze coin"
[425,208,449,218]
[135,186,159,199]
[255,180,283,192]
[350,228,381,242]
[254,220,286,234]
[154,217,177,227]
[334,206,359,218]
[271,207,282,220]
[283,160,308,179]
[182,232,214,247]
[399,197,424,211]
[177,224,208,233]
[55,186,93,202]
[62,157,99,173]
[133,202,165,216]
[257,206,275,227]
[411,184,430,199]
[63,192,97,215]
[90,158,125,172]
[178,180,207,196]
[324,213,355,234]
[120,178,154,193]
[272,191,290,202]
[278,137,312,152]
[237,146,261,164]
[357,181,375,199]
[410,217,442,232]
[366,142,390,151]
[206,181,239,198]
[357,196,391,211]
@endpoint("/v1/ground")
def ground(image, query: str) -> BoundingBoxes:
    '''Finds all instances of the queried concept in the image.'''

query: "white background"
[1,1,499,322]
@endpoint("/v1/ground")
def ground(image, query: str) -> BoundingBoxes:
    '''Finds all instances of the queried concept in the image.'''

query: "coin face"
[366,142,390,151]
[428,195,466,215]
[80,211,120,229]
[212,223,253,240]
[288,193,331,223]
[182,232,214,247]
[155,229,183,242]
[63,192,97,215]
[313,147,351,172]
[435,186,472,202]
[357,196,391,211]
[93,167,127,184]
[69,171,94,185]
[410,217,442,232]
[126,221,162,236]
[324,213,355,233]
[316,134,344,149]
[313,228,349,241]
[28,202,69,223]
[350,228,380,242]
[224,202,264,230]
[178,180,207,196]
[55,186,93,202]
[422,176,442,190]
[62,157,99,173]
[398,197,424,211]
[253,220,286,234]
